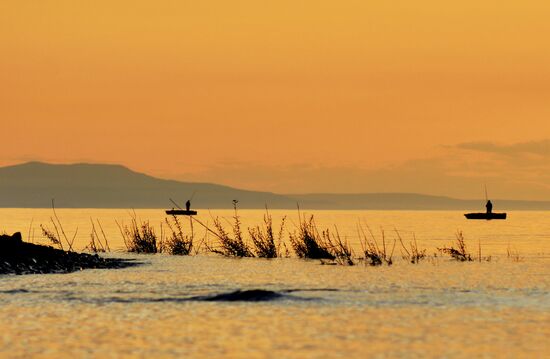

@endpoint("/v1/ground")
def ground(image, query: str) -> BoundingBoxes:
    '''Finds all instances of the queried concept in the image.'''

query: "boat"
[464,212,506,220]
[165,197,197,216]
[464,187,507,220]
[165,209,197,216]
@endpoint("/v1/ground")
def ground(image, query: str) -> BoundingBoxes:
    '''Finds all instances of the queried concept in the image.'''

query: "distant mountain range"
[1,162,550,210]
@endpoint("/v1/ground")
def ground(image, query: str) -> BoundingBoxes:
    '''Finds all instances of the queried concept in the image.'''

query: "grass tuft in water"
[208,200,254,257]
[248,209,286,258]
[289,215,335,260]
[117,215,158,254]
[438,231,472,261]
[40,224,64,251]
[329,227,355,265]
[40,200,77,252]
[506,243,523,262]
[358,223,395,266]
[164,215,193,255]
[85,218,110,253]
[395,229,426,264]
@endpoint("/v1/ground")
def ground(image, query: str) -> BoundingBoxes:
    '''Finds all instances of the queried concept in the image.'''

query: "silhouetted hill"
[1,162,550,209]
[0,162,295,208]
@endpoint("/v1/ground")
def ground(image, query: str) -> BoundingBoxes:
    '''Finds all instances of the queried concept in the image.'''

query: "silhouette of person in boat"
[486,200,493,214]
[186,200,191,211]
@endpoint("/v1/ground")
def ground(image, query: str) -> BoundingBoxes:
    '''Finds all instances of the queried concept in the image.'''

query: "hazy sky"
[1,1,549,199]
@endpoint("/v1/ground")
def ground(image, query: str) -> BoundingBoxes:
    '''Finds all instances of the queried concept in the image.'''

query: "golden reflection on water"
[1,303,548,358]
[1,209,549,357]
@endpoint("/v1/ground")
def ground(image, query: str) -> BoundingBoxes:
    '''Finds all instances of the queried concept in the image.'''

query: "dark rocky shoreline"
[0,232,139,275]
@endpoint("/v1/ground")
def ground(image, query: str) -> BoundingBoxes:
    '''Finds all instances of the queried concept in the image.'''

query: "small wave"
[194,289,286,302]
[193,288,339,302]
[283,288,339,293]
[64,288,325,304]
[0,289,31,294]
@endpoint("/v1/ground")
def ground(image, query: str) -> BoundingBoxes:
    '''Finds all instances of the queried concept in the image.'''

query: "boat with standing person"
[464,187,507,220]
[165,196,197,216]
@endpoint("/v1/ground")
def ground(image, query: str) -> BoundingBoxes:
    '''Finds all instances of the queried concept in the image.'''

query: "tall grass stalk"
[116,214,158,254]
[506,243,523,262]
[329,227,354,265]
[28,219,34,244]
[86,218,110,253]
[358,223,395,266]
[248,209,286,258]
[395,229,426,264]
[208,201,254,257]
[289,214,335,260]
[40,199,77,252]
[164,215,194,255]
[438,231,472,261]
[40,223,64,251]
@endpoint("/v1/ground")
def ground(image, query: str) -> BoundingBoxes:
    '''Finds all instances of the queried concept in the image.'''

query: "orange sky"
[1,1,549,199]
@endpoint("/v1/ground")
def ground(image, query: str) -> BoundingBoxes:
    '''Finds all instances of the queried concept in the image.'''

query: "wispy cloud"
[456,139,550,157]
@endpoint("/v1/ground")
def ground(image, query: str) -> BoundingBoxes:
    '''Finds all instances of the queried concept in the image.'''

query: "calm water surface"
[1,209,549,358]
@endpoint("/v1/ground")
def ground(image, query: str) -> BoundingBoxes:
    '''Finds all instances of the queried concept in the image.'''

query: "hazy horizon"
[3,161,550,208]
[2,158,550,201]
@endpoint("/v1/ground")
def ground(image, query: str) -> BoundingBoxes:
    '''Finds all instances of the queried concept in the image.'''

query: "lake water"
[1,209,549,358]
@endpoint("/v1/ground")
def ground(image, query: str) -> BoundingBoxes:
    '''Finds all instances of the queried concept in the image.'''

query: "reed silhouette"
[207,200,254,257]
[289,214,335,260]
[438,231,473,261]
[248,209,287,258]
[164,215,194,255]
[357,223,395,266]
[395,229,426,264]
[117,214,158,254]
[85,219,110,253]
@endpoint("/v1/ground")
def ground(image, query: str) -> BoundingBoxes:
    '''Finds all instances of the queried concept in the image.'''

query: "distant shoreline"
[2,162,550,210]
[1,206,550,211]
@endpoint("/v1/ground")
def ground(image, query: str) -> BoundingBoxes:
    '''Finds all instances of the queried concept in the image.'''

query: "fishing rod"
[169,198,183,209]
[169,190,197,209]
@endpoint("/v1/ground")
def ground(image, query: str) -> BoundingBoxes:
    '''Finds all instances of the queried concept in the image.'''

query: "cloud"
[456,139,550,157]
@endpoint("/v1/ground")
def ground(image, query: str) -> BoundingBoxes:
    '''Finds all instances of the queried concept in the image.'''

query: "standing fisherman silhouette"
[166,193,197,216]
[464,186,506,220]
[486,200,493,214]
